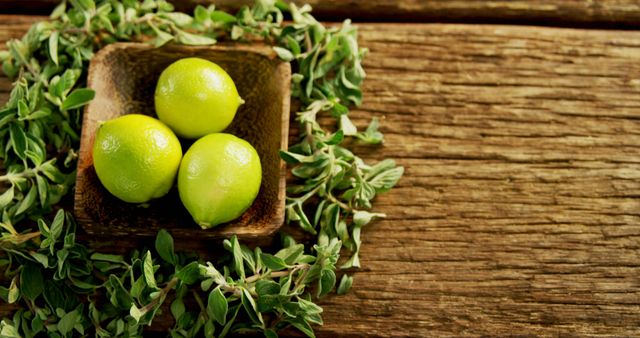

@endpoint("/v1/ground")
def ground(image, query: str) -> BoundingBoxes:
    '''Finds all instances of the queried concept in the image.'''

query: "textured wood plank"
[0,15,640,337]
[2,1,640,28]
[314,23,640,337]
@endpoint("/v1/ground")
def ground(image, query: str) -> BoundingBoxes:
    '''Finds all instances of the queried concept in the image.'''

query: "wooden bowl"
[74,43,291,240]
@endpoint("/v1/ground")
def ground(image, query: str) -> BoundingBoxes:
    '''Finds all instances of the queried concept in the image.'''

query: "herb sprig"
[0,0,402,337]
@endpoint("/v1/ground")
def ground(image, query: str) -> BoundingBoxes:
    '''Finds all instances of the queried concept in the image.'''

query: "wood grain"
[0,14,639,336]
[2,1,640,28]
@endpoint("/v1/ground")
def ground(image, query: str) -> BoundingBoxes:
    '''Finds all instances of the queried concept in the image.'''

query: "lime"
[178,133,262,228]
[154,57,243,139]
[92,114,182,203]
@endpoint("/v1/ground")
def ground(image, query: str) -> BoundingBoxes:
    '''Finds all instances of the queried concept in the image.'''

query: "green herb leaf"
[20,263,43,301]
[155,229,176,265]
[176,261,201,285]
[230,235,245,278]
[241,287,263,325]
[143,251,157,289]
[207,287,228,325]
[7,277,19,303]
[58,309,80,335]
[176,32,216,46]
[90,253,125,264]
[49,31,59,66]
[129,305,143,323]
[337,274,353,295]
[317,268,336,298]
[61,88,95,111]
[273,46,294,61]
[260,253,287,271]
[9,123,27,160]
[211,11,237,24]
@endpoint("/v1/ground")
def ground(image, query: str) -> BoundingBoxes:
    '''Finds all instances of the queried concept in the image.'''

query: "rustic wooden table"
[1,1,639,336]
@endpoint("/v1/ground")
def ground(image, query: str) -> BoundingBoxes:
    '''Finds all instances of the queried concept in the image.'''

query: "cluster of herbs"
[0,0,402,337]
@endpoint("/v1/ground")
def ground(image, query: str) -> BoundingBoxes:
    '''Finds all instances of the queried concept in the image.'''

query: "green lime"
[154,57,243,139]
[92,114,182,203]
[178,133,262,228]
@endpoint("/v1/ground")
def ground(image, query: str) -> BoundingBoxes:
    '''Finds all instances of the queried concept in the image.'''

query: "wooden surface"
[1,8,640,338]
[2,1,640,27]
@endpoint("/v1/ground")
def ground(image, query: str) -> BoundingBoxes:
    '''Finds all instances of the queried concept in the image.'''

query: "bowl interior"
[74,43,290,240]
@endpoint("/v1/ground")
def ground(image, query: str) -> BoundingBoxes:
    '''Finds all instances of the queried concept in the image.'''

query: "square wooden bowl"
[74,43,291,240]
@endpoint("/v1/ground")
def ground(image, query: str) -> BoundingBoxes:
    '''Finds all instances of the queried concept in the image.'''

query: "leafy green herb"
[0,0,402,337]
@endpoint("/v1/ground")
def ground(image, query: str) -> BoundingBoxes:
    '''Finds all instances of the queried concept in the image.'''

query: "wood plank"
[0,14,639,336]
[317,23,640,337]
[2,1,640,28]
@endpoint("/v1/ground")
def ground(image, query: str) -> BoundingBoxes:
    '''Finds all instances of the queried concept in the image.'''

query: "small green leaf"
[152,30,174,47]
[161,12,194,27]
[286,35,301,55]
[15,184,37,215]
[260,253,287,271]
[275,243,304,265]
[0,186,15,209]
[61,88,95,111]
[35,175,48,207]
[9,123,27,160]
[20,263,44,300]
[90,253,125,264]
[129,305,142,323]
[318,268,336,298]
[324,130,344,145]
[7,276,19,303]
[356,117,384,144]
[288,317,315,338]
[353,210,385,227]
[57,309,79,335]
[368,166,404,193]
[176,261,201,285]
[241,288,263,325]
[231,25,244,40]
[339,114,357,136]
[58,69,81,96]
[207,287,228,325]
[49,209,65,240]
[255,280,280,297]
[293,203,316,234]
[337,274,353,295]
[297,297,322,314]
[231,235,245,278]
[40,160,66,183]
[30,252,48,267]
[17,99,29,118]
[143,251,157,289]
[155,229,176,264]
[194,5,209,23]
[273,46,294,61]
[50,2,66,19]
[49,31,59,66]
[211,11,237,24]
[108,275,133,309]
[265,329,279,338]
[177,31,216,45]
[279,150,314,164]
[170,298,185,321]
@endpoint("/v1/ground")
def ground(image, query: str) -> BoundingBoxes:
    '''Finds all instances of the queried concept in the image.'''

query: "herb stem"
[0,231,41,246]
[327,192,351,212]
[139,276,178,315]
[244,264,309,284]
[0,168,36,183]
[192,289,207,317]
